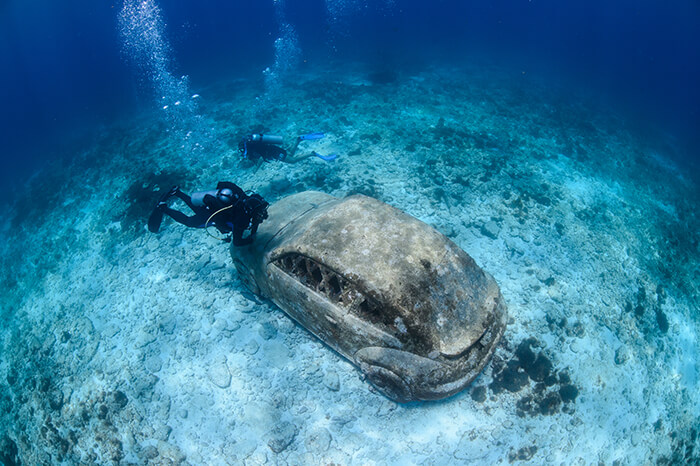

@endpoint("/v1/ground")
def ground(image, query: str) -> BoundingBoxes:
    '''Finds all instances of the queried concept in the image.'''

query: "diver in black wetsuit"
[148,181,269,247]
[238,133,337,164]
[238,134,289,162]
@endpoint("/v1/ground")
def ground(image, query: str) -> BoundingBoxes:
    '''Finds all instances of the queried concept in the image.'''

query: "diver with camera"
[148,181,269,247]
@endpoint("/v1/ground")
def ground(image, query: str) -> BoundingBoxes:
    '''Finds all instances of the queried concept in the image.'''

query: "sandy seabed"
[1,64,698,465]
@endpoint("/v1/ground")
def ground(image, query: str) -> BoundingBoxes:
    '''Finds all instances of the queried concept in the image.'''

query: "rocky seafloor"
[0,64,698,465]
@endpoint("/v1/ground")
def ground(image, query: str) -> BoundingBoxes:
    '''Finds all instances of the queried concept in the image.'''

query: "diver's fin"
[148,186,177,233]
[148,207,164,233]
[299,132,325,141]
[312,151,338,161]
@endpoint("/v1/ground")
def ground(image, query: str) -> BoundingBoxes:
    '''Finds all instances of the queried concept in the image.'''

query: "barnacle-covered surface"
[232,191,507,401]
[273,254,389,332]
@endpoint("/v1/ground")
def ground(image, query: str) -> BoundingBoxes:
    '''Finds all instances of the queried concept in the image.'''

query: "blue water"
[0,0,698,194]
[2,2,700,463]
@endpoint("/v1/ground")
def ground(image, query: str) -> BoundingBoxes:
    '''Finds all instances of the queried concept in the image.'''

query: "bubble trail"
[263,0,302,97]
[118,0,211,157]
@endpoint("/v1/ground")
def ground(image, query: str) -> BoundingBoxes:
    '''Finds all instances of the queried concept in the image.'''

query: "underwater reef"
[0,64,698,464]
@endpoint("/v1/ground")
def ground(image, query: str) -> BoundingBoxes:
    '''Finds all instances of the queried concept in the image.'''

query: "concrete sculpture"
[231,191,506,402]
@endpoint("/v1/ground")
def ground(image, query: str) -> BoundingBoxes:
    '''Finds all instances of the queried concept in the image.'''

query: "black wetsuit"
[160,182,265,246]
[239,138,287,162]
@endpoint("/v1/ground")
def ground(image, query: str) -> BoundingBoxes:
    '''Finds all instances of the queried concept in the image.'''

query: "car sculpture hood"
[231,191,506,402]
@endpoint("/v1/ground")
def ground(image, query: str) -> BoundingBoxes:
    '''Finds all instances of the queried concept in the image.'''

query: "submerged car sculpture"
[231,191,506,402]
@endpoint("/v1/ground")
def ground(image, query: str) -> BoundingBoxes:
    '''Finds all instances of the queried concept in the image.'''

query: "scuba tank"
[249,134,283,145]
[191,187,240,207]
[190,190,218,207]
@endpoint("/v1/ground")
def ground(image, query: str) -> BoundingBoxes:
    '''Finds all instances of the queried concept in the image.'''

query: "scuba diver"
[148,181,269,247]
[238,132,338,164]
